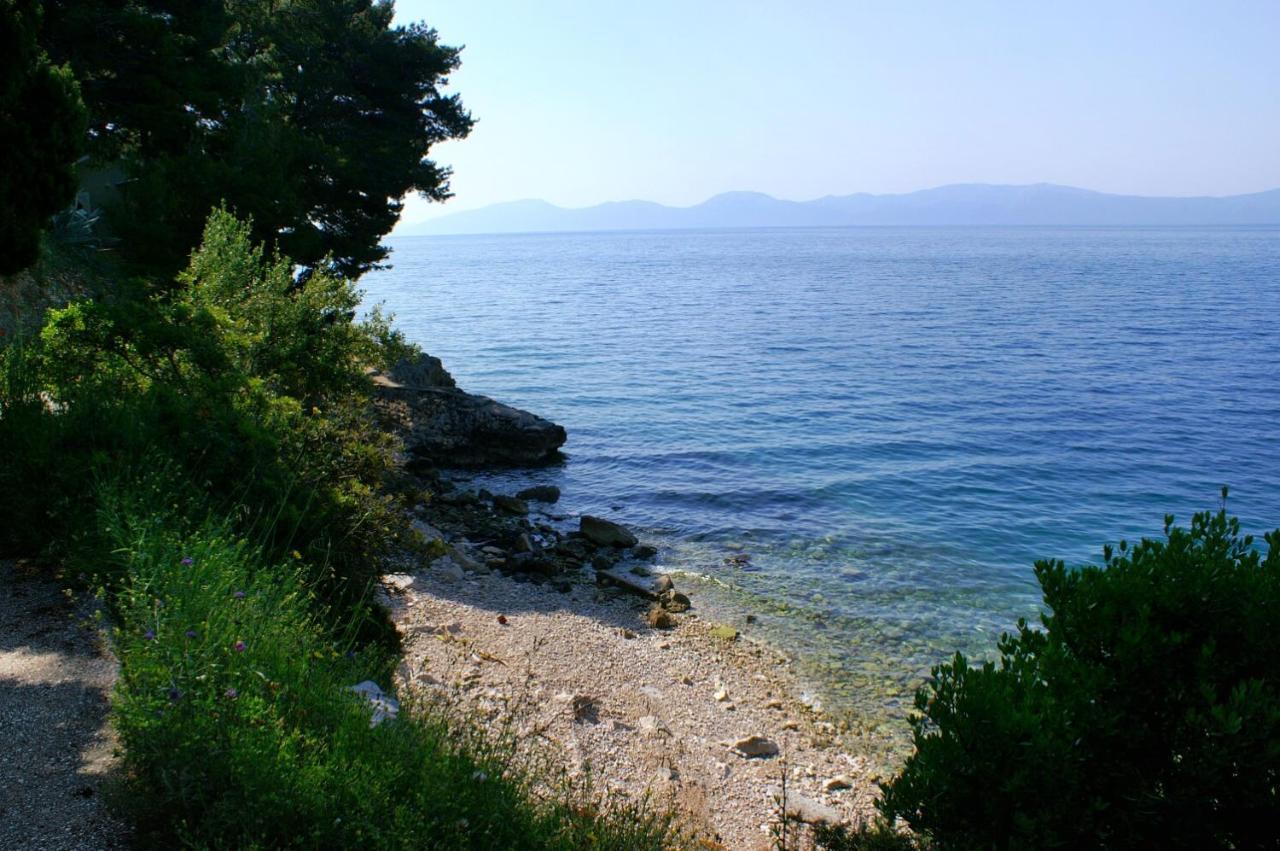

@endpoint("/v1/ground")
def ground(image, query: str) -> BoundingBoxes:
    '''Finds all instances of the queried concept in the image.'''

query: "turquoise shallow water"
[364,226,1280,754]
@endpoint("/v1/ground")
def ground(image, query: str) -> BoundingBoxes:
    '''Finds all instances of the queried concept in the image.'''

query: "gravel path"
[0,560,129,850]
[384,557,879,850]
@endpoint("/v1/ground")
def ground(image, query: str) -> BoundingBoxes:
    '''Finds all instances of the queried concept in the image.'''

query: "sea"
[363,226,1280,758]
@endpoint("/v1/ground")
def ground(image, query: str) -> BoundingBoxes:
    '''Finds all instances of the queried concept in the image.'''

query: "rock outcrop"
[373,353,567,468]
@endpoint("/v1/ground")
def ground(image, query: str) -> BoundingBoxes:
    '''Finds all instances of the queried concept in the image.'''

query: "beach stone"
[555,692,599,723]
[729,735,778,759]
[654,575,674,594]
[433,557,465,582]
[411,519,445,543]
[661,590,691,613]
[638,715,667,735]
[555,539,589,559]
[448,545,485,572]
[383,573,414,591]
[709,624,739,642]
[780,791,844,825]
[492,495,529,515]
[823,775,854,792]
[516,485,561,503]
[514,533,533,553]
[348,681,400,727]
[437,489,479,506]
[646,605,676,629]
[580,515,638,548]
[634,544,659,560]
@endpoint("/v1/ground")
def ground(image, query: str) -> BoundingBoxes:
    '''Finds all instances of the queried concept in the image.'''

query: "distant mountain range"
[397,183,1280,236]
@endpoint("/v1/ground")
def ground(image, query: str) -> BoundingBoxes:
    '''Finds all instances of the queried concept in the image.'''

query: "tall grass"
[100,475,680,848]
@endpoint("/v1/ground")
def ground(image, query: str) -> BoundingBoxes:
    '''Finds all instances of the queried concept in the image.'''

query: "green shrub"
[102,477,679,849]
[1,209,410,633]
[861,499,1280,850]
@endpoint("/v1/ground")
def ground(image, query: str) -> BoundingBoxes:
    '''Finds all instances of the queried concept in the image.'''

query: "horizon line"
[396,181,1280,230]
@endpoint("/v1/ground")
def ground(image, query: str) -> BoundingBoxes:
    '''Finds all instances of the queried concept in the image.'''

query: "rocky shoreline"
[375,354,879,847]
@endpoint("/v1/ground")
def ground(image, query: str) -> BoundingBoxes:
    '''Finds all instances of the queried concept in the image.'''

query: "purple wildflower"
[180,557,193,566]
[143,629,156,641]
[233,590,246,599]
[224,687,238,700]
[234,641,247,653]
[168,688,182,702]
[185,630,197,639]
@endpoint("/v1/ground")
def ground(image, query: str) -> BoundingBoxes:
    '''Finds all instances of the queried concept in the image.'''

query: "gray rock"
[492,495,529,515]
[433,557,465,582]
[374,352,566,468]
[513,533,533,553]
[448,545,485,572]
[381,352,456,390]
[348,681,400,726]
[437,489,479,506]
[729,735,779,758]
[779,791,844,825]
[633,544,659,560]
[660,590,690,613]
[383,573,415,591]
[823,775,854,792]
[646,604,676,629]
[515,485,561,503]
[580,515,638,548]
[654,575,674,594]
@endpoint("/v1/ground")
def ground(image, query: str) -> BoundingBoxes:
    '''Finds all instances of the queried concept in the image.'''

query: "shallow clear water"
[364,226,1280,754]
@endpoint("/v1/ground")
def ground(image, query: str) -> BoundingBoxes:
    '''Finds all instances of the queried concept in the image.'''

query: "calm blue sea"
[364,226,1280,753]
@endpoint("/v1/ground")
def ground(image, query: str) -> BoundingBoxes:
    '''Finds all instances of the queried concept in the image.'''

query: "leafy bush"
[1,209,410,634]
[844,500,1280,850]
[102,476,679,849]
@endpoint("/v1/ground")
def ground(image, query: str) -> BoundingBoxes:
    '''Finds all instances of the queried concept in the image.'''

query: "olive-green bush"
[821,501,1279,850]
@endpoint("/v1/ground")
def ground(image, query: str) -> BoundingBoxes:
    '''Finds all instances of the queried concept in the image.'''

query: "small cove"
[366,225,1280,759]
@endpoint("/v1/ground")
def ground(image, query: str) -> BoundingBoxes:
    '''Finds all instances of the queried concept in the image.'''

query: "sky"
[391,1,1280,226]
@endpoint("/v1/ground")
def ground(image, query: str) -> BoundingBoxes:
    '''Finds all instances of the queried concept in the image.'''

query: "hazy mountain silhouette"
[399,183,1280,235]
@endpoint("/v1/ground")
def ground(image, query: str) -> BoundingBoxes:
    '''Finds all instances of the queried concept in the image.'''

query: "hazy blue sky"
[392,1,1279,225]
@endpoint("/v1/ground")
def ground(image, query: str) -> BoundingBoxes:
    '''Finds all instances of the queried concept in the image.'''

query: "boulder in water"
[580,515,638,548]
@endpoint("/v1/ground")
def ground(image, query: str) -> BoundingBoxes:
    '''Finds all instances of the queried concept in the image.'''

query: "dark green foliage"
[812,821,923,851]
[871,501,1280,850]
[103,481,679,849]
[0,0,86,273]
[42,0,472,278]
[1,209,406,627]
